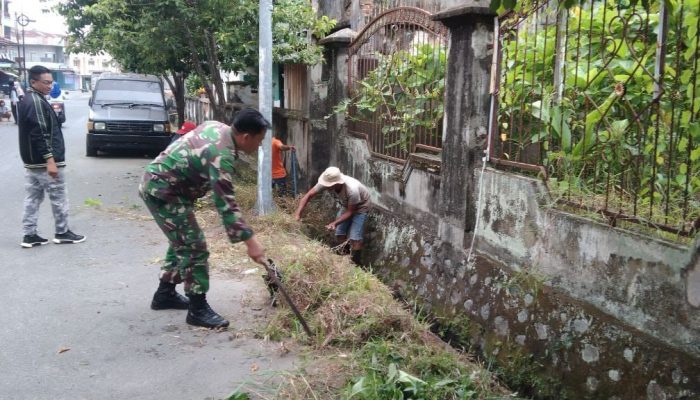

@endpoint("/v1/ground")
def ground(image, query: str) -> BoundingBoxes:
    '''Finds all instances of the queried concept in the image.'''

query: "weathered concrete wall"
[477,169,699,358]
[337,131,700,397]
[349,0,493,15]
[688,247,700,308]
[337,136,441,232]
[365,211,700,398]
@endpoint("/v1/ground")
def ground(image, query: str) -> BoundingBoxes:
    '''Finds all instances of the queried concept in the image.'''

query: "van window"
[94,80,163,105]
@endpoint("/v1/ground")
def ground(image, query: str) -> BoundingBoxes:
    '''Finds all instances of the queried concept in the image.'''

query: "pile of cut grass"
[193,163,516,399]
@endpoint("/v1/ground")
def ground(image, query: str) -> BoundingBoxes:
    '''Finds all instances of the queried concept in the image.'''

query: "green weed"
[84,197,103,207]
[343,340,484,400]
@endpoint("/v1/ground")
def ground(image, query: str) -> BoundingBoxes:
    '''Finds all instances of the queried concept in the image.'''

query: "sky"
[9,0,68,34]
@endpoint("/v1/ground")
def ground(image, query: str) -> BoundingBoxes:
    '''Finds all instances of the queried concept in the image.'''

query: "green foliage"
[272,0,336,65]
[432,314,477,353]
[83,197,103,207]
[485,341,567,399]
[59,0,190,74]
[490,0,532,13]
[58,0,336,120]
[185,75,204,97]
[344,340,481,400]
[490,0,665,13]
[498,0,700,235]
[224,392,251,400]
[334,44,446,152]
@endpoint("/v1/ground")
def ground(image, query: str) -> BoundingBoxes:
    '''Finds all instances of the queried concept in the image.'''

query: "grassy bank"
[181,164,517,399]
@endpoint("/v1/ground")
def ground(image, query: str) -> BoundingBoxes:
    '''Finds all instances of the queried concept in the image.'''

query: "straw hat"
[317,166,344,187]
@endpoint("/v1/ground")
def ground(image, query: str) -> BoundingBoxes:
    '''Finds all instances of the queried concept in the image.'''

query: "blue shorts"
[335,212,367,242]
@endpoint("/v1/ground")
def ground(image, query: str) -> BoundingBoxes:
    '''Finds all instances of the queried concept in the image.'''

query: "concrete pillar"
[432,5,496,248]
[304,28,354,185]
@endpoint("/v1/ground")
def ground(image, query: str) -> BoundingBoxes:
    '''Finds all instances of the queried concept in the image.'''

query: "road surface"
[0,91,294,400]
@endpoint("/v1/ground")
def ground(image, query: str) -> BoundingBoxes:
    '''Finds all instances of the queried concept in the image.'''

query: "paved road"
[0,92,294,400]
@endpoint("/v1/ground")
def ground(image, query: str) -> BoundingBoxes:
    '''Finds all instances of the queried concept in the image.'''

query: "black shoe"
[186,294,229,328]
[21,234,49,248]
[151,281,190,310]
[53,230,86,244]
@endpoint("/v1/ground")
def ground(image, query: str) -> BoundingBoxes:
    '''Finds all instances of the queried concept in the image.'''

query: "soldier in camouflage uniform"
[139,108,269,329]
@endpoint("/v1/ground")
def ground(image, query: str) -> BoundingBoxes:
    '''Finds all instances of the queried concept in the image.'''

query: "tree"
[58,0,193,125]
[58,0,335,123]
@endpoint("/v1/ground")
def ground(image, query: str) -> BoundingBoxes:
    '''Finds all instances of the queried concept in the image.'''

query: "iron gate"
[346,7,448,163]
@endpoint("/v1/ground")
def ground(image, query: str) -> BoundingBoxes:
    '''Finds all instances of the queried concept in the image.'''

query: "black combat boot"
[186,293,230,328]
[150,280,190,310]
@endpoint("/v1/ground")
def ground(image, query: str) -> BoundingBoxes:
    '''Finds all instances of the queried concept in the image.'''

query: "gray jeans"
[22,168,70,236]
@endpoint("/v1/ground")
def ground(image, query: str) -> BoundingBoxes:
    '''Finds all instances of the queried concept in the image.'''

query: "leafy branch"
[334,44,446,152]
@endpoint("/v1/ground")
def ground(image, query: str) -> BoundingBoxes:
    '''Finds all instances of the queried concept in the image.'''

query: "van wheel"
[86,144,97,157]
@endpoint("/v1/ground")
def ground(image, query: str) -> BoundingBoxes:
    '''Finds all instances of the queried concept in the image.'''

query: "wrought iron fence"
[490,0,700,238]
[360,0,440,23]
[346,7,447,162]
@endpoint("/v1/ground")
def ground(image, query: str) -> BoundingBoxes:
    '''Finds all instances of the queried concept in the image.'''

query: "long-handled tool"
[290,150,298,197]
[262,258,313,337]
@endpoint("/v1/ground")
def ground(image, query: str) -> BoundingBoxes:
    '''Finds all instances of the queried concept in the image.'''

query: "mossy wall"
[362,210,699,399]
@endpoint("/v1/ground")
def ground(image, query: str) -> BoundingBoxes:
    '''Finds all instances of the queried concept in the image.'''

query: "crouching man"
[139,108,269,329]
[294,167,370,265]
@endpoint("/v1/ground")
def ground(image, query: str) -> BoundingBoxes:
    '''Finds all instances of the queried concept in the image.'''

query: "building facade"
[67,52,120,91]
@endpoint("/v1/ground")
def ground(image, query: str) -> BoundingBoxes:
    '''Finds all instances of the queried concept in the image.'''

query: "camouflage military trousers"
[22,168,70,236]
[141,193,210,294]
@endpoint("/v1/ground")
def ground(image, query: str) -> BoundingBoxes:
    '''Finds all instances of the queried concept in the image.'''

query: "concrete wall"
[376,226,699,399]
[338,135,441,232]
[477,169,699,358]
[335,132,700,398]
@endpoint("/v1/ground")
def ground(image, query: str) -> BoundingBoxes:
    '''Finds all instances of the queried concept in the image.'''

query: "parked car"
[86,73,172,156]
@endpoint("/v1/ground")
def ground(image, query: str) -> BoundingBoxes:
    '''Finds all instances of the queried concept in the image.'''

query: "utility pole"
[256,0,274,215]
[17,13,34,88]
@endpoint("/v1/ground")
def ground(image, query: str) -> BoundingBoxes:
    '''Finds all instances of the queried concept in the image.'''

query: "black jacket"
[18,88,65,169]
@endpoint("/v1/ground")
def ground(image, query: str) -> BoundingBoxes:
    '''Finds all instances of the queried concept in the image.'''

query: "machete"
[262,258,313,337]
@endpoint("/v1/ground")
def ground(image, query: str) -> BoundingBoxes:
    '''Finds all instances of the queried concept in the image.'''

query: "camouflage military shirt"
[140,121,253,243]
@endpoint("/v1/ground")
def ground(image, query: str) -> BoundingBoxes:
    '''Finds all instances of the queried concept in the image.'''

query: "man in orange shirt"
[271,134,295,195]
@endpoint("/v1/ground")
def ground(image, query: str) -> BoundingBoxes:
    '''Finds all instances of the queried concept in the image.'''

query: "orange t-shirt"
[271,137,287,179]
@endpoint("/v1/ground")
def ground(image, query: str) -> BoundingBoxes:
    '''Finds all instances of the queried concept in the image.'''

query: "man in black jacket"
[18,65,85,248]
